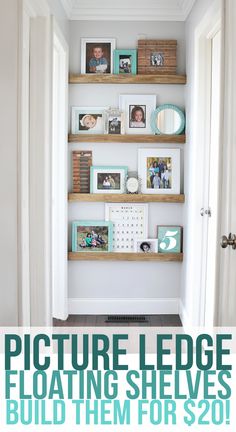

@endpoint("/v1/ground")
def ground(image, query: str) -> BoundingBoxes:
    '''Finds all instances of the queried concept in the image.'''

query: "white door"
[216,0,236,326]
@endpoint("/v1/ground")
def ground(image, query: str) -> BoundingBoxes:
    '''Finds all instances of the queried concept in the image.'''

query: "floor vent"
[106,315,149,323]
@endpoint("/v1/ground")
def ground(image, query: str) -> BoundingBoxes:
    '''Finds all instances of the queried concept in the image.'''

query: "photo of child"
[108,116,121,134]
[85,43,111,74]
[147,157,172,189]
[129,105,146,128]
[135,238,158,253]
[77,226,109,251]
[97,173,121,190]
[79,113,103,131]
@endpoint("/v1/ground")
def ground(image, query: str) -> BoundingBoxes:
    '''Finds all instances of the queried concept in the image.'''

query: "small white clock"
[126,177,139,194]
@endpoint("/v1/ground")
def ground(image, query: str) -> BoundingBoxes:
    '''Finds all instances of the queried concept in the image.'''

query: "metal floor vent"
[106,315,149,323]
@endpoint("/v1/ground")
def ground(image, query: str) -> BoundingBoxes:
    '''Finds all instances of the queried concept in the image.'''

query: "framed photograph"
[119,94,156,134]
[105,203,148,252]
[72,221,113,252]
[114,49,137,75]
[90,166,128,194]
[134,238,158,253]
[71,107,105,134]
[81,38,116,74]
[104,107,125,135]
[157,226,182,253]
[138,148,180,194]
[137,40,177,75]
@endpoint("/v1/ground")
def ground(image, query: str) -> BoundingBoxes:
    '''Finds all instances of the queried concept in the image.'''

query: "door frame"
[51,18,69,320]
[182,0,224,327]
[18,0,52,326]
[217,0,236,325]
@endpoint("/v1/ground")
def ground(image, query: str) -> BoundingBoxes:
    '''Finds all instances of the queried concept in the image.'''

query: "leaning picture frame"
[71,107,106,134]
[72,220,113,252]
[138,148,180,194]
[90,166,128,194]
[113,49,137,75]
[119,94,156,134]
[81,38,116,74]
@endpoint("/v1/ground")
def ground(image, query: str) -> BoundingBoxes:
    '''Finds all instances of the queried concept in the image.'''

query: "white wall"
[0,0,19,325]
[180,0,216,326]
[68,21,186,313]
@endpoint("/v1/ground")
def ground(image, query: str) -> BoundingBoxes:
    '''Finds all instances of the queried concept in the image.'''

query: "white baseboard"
[68,297,179,315]
[179,299,191,329]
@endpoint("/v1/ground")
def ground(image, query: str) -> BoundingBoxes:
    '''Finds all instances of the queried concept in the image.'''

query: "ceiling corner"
[60,0,73,19]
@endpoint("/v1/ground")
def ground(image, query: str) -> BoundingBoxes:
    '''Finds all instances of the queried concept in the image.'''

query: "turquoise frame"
[72,220,113,252]
[90,165,128,193]
[113,49,137,75]
[151,104,185,135]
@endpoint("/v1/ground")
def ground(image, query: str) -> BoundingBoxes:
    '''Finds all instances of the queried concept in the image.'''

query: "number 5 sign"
[157,226,182,253]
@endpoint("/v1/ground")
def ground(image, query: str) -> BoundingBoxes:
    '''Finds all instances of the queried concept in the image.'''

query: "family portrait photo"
[147,157,172,189]
[81,38,116,74]
[90,166,128,194]
[108,115,122,134]
[72,221,113,252]
[113,49,137,75]
[151,52,164,67]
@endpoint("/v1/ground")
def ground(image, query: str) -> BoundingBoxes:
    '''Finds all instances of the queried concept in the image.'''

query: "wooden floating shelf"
[69,74,186,85]
[68,193,185,203]
[68,133,186,144]
[69,252,183,262]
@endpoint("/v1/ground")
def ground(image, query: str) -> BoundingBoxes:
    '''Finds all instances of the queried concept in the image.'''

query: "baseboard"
[68,297,179,315]
[179,299,191,329]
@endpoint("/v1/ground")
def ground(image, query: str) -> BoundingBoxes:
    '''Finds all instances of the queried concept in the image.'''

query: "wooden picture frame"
[138,39,177,75]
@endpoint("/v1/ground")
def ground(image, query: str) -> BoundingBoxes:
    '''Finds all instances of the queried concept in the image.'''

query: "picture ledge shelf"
[68,133,186,143]
[68,193,185,203]
[68,252,183,262]
[69,74,187,85]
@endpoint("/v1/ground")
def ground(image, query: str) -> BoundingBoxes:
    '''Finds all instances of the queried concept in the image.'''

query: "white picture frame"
[90,166,128,194]
[71,107,106,134]
[119,94,156,134]
[138,148,180,194]
[105,203,148,252]
[81,38,116,74]
[134,238,158,253]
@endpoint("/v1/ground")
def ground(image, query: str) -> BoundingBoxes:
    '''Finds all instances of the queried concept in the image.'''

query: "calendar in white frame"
[105,203,148,252]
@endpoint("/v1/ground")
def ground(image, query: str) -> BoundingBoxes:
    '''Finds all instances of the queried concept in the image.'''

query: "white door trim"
[52,18,69,320]
[217,0,236,325]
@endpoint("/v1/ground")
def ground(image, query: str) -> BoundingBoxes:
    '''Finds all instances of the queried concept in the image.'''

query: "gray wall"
[68,21,186,308]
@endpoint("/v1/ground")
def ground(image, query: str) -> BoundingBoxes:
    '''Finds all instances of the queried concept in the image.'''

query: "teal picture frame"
[72,220,113,252]
[151,104,185,135]
[157,226,182,253]
[113,49,137,75]
[90,165,128,194]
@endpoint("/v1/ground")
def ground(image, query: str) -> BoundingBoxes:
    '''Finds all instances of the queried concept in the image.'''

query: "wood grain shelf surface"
[69,74,186,85]
[68,133,186,143]
[68,193,185,203]
[69,252,183,262]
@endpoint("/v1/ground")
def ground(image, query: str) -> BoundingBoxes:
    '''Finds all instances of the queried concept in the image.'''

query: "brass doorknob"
[221,233,236,249]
